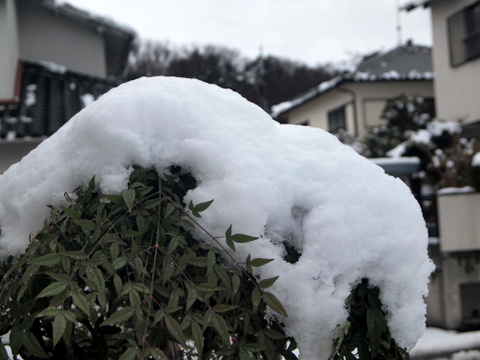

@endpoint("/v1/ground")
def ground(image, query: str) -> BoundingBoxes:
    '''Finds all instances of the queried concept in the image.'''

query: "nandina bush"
[0,167,409,360]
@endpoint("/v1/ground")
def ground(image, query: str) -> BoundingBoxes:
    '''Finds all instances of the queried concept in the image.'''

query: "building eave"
[271,75,434,119]
[37,0,136,76]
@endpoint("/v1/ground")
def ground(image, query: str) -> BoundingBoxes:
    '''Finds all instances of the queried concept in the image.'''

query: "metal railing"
[0,61,119,139]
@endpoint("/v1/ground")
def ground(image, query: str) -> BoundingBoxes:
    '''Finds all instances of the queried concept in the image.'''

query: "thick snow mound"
[0,76,434,359]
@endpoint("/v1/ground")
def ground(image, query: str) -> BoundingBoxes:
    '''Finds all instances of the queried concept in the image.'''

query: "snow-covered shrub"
[0,167,295,359]
[0,77,433,359]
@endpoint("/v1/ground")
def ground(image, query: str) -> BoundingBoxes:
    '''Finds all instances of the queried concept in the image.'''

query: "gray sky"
[63,0,432,66]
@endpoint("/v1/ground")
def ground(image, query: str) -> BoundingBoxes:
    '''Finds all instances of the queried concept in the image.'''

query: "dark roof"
[354,42,432,80]
[271,42,433,118]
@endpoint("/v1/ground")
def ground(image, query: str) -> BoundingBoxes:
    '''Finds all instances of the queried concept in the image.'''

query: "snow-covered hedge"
[0,77,433,358]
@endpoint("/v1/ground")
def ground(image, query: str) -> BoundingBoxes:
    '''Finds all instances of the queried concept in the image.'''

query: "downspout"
[337,84,359,137]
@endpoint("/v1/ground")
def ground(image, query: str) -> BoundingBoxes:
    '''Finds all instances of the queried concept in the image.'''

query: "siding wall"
[17,1,106,77]
[282,80,433,140]
[431,0,480,123]
[0,0,19,99]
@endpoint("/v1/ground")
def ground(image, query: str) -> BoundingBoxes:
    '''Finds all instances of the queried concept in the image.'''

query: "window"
[298,120,309,126]
[448,1,480,66]
[328,106,346,134]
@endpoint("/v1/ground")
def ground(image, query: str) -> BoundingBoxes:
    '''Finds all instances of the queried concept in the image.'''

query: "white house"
[272,41,435,141]
[406,0,480,331]
[0,0,135,173]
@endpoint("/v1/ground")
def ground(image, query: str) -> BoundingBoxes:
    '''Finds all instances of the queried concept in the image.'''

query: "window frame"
[327,105,346,134]
[448,1,480,67]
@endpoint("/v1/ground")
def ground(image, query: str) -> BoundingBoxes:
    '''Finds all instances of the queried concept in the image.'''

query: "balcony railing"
[0,61,119,139]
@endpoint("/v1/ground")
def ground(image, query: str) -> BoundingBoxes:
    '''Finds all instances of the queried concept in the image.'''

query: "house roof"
[35,0,136,76]
[271,42,433,118]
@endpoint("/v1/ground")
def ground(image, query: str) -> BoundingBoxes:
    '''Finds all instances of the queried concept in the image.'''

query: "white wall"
[17,1,107,77]
[281,80,433,140]
[431,0,480,123]
[0,0,19,99]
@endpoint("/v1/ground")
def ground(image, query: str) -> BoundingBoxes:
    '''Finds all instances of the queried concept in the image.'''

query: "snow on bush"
[0,77,433,359]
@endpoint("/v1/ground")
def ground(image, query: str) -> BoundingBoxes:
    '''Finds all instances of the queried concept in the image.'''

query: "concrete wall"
[0,140,42,174]
[438,192,480,252]
[0,0,19,99]
[282,80,433,140]
[431,0,480,123]
[17,0,107,77]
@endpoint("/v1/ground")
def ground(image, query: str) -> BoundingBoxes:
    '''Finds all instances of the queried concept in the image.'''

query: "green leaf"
[186,286,198,311]
[122,229,143,237]
[53,312,67,347]
[232,273,241,295]
[72,291,91,316]
[226,237,236,251]
[36,281,67,298]
[230,233,258,243]
[22,331,49,358]
[61,206,81,219]
[142,198,162,209]
[119,347,137,360]
[258,276,279,288]
[212,304,238,313]
[193,199,214,213]
[72,219,96,232]
[239,347,252,360]
[35,307,61,318]
[45,271,69,282]
[131,282,151,294]
[64,250,87,260]
[191,321,204,358]
[252,286,261,314]
[150,348,169,360]
[30,253,62,266]
[367,307,385,357]
[263,292,288,317]
[196,283,225,292]
[100,307,135,326]
[207,250,216,274]
[35,232,55,242]
[10,328,22,355]
[19,264,40,283]
[165,315,187,346]
[0,345,8,360]
[113,273,123,295]
[122,189,136,212]
[110,242,120,260]
[3,256,27,278]
[262,328,286,340]
[248,258,274,267]
[113,257,127,270]
[212,313,230,345]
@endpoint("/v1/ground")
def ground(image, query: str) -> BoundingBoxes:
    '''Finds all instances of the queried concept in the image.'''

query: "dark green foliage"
[364,94,435,158]
[0,167,295,360]
[330,279,409,360]
[0,166,412,360]
[124,41,338,113]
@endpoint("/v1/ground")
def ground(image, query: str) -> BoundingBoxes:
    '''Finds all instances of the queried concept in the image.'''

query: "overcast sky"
[62,0,432,67]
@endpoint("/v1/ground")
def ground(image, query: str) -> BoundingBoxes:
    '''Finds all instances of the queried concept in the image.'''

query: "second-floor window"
[449,1,480,66]
[328,106,346,134]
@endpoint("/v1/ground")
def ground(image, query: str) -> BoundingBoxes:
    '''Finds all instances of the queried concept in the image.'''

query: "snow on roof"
[271,42,433,118]
[0,77,433,358]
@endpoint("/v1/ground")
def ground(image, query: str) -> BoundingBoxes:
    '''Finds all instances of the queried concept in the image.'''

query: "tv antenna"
[396,0,403,45]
